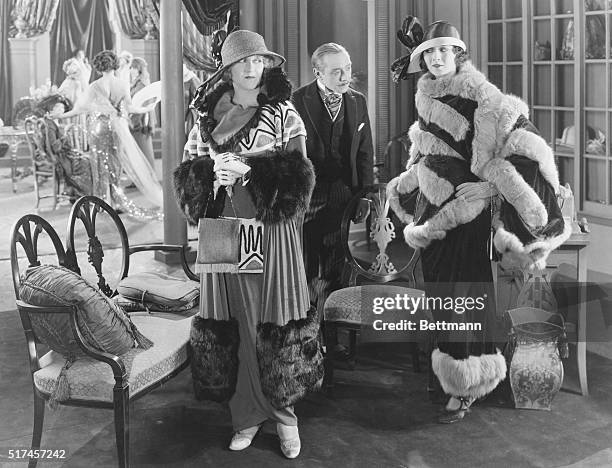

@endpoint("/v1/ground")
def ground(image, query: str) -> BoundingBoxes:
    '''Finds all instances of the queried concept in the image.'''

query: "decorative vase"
[507,307,566,411]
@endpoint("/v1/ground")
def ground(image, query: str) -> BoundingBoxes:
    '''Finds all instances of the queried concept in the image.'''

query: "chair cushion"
[33,314,191,402]
[116,272,199,312]
[18,264,142,357]
[323,285,425,325]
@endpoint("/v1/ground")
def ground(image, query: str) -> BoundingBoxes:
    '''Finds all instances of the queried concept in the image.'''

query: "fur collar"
[191,67,293,154]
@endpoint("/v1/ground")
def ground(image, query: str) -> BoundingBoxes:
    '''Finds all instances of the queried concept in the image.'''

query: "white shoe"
[229,424,261,451]
[277,423,301,459]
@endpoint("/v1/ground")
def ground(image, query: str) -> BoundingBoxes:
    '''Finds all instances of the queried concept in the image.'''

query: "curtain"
[50,0,114,86]
[0,0,15,124]
[9,0,60,37]
[182,0,238,36]
[148,2,217,74]
[113,0,153,39]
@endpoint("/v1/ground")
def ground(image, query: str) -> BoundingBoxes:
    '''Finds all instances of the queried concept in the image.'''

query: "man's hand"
[352,198,371,223]
[455,182,498,202]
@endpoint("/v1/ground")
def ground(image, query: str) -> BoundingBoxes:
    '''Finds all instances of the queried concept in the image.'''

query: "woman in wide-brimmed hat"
[388,18,569,423]
[174,30,322,459]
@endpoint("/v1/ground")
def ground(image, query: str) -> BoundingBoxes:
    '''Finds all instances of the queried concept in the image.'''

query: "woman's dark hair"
[36,94,73,113]
[418,46,469,75]
[92,50,119,73]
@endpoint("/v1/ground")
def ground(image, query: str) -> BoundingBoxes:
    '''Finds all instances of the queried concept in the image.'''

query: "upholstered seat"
[34,314,191,403]
[324,285,425,325]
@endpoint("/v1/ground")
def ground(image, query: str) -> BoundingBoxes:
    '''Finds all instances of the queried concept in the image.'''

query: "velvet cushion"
[18,264,139,357]
[116,272,199,312]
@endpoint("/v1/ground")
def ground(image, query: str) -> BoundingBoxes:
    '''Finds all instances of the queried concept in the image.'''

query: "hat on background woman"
[203,29,285,90]
[391,17,466,81]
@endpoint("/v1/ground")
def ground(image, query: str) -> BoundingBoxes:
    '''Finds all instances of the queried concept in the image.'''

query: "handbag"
[196,191,264,274]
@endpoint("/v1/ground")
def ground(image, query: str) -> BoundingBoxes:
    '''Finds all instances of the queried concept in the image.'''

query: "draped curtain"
[113,0,152,39]
[9,0,60,37]
[0,0,15,124]
[182,0,238,36]
[50,0,114,86]
[147,1,218,74]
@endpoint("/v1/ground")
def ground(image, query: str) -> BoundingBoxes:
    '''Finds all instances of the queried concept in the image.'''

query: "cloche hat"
[408,21,466,73]
[203,29,285,89]
[391,17,466,80]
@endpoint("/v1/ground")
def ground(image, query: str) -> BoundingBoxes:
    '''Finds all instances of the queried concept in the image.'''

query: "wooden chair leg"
[28,392,45,468]
[113,387,129,468]
[34,177,40,209]
[323,321,337,392]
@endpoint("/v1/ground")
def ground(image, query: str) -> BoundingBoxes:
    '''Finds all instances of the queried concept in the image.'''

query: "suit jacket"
[293,80,374,193]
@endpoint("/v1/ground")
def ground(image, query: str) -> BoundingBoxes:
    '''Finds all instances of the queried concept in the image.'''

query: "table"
[0,126,31,193]
[550,233,590,396]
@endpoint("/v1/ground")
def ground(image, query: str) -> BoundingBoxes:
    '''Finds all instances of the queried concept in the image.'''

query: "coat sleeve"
[356,93,374,188]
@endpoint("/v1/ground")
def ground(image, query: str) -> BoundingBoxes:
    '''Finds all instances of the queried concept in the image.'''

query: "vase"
[507,307,566,411]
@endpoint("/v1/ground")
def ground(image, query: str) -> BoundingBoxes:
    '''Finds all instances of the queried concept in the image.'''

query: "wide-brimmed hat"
[203,30,285,89]
[407,21,466,73]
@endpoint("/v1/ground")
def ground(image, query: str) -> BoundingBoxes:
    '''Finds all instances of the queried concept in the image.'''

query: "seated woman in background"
[35,94,93,201]
[129,57,155,167]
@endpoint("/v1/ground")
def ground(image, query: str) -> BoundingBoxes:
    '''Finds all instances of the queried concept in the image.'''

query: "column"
[156,0,188,263]
[239,0,258,32]
[8,32,51,101]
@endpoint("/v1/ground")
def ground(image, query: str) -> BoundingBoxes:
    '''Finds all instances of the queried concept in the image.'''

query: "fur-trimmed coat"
[173,69,323,408]
[388,61,570,271]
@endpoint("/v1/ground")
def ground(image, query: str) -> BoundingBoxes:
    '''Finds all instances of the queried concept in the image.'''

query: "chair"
[380,132,411,182]
[10,213,192,468]
[65,195,198,300]
[24,116,64,210]
[322,184,427,389]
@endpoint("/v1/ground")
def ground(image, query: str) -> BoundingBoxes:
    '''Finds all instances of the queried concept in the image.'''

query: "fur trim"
[247,149,315,224]
[408,122,464,163]
[493,218,572,271]
[418,163,454,206]
[387,175,414,225]
[499,128,559,193]
[257,67,292,105]
[432,348,507,399]
[256,307,324,409]
[415,92,471,142]
[173,157,217,225]
[403,196,488,249]
[190,316,239,402]
[481,158,548,229]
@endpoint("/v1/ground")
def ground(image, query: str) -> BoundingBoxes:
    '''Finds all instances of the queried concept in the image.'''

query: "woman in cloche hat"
[174,30,321,458]
[388,18,569,423]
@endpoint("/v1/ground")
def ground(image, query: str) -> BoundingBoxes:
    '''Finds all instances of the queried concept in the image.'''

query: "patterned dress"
[184,91,310,430]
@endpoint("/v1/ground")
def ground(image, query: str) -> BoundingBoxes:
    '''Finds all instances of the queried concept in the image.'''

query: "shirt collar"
[316,79,342,97]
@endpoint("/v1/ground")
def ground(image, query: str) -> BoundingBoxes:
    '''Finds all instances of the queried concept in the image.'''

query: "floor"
[1,168,612,468]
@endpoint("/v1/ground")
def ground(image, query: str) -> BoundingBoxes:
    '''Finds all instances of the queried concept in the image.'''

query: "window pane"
[555,110,575,153]
[488,23,503,61]
[507,22,522,61]
[507,0,521,19]
[586,63,605,108]
[586,159,606,203]
[534,109,552,145]
[488,65,503,89]
[557,156,574,188]
[585,15,606,59]
[534,19,552,60]
[555,0,573,14]
[555,64,574,107]
[533,0,550,16]
[556,18,574,60]
[534,65,552,105]
[585,111,606,155]
[586,0,606,11]
[488,0,502,20]
[507,65,522,96]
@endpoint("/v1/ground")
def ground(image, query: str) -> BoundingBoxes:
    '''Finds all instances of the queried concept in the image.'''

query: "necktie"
[323,91,342,120]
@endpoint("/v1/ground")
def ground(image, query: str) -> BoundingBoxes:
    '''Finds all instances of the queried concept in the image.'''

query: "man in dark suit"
[293,42,374,313]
